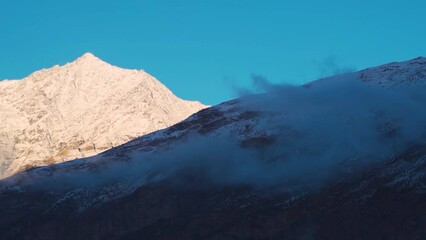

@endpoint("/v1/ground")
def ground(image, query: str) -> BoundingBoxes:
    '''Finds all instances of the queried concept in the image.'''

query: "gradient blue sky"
[1,0,425,105]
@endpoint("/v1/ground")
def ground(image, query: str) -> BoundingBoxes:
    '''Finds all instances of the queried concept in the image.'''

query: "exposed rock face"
[0,53,206,178]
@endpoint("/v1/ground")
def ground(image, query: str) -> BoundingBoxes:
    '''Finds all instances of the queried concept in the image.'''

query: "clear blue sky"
[1,0,425,105]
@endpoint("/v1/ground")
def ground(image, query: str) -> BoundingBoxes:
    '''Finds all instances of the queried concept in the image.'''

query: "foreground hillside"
[1,57,426,239]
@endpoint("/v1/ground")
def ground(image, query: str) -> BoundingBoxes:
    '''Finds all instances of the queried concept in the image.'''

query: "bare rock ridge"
[0,53,206,178]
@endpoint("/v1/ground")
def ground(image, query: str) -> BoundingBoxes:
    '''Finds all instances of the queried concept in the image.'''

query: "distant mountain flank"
[0,53,206,178]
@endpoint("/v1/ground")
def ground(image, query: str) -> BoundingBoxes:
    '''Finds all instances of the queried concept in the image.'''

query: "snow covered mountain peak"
[76,52,99,62]
[0,54,206,178]
[71,52,113,68]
